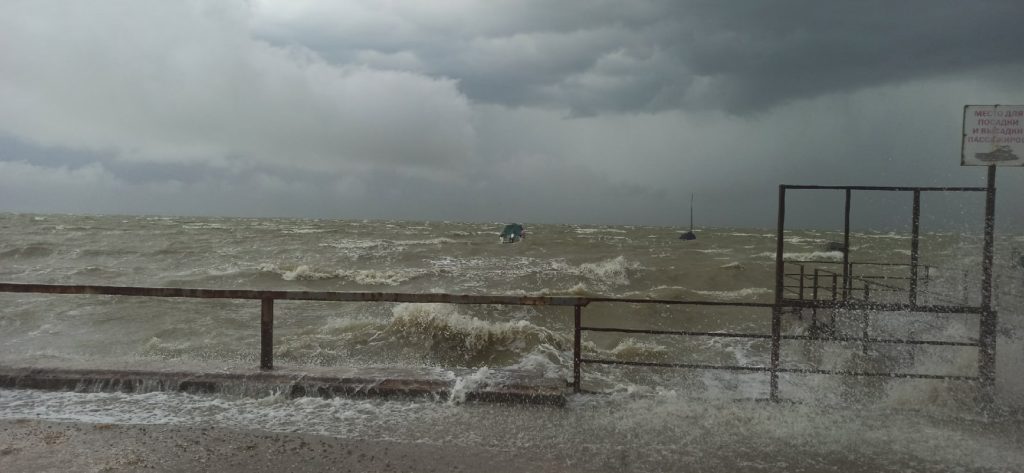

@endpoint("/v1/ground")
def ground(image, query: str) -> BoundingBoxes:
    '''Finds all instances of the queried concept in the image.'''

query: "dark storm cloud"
[1,0,1023,230]
[256,0,1024,114]
[674,1,1024,113]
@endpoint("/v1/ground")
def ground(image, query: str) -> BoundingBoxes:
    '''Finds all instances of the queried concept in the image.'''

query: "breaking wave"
[259,264,428,286]
[570,256,641,286]
[384,304,567,365]
[691,287,772,300]
[758,250,845,261]
[0,243,56,259]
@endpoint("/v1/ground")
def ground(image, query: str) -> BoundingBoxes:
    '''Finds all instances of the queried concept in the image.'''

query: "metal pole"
[573,304,582,394]
[909,190,921,307]
[811,269,820,333]
[843,189,852,299]
[260,298,274,370]
[771,186,786,401]
[979,165,997,400]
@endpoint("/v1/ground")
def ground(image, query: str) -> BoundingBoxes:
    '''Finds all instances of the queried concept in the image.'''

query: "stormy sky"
[2,0,1023,231]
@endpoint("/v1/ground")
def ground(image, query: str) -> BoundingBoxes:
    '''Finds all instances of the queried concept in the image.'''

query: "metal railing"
[774,183,996,399]
[0,282,984,402]
[782,260,971,307]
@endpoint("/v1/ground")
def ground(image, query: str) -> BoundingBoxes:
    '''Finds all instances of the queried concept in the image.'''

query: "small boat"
[679,193,697,240]
[499,223,526,243]
[975,145,1020,163]
[824,241,846,252]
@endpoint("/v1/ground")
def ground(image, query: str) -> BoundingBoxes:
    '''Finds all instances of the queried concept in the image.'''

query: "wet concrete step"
[0,365,567,406]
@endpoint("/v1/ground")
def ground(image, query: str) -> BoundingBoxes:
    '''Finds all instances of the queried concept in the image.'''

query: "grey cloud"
[0,0,475,175]
[256,0,1024,115]
[2,1,1023,231]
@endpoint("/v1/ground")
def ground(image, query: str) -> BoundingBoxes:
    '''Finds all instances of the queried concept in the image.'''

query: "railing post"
[261,297,274,370]
[909,190,921,307]
[842,188,851,299]
[831,274,838,301]
[573,304,582,394]
[770,305,782,402]
[771,185,786,402]
[979,165,997,403]
[811,269,820,333]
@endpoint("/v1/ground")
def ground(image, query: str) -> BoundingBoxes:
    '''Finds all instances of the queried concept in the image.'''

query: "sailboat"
[679,193,697,240]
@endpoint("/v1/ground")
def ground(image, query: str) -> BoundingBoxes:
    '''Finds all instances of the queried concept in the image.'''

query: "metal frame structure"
[772,180,997,401]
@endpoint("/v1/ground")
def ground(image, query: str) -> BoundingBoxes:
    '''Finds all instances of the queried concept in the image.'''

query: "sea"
[1,213,1023,471]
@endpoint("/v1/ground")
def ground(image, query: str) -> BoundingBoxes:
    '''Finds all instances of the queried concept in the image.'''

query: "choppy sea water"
[1,213,1023,471]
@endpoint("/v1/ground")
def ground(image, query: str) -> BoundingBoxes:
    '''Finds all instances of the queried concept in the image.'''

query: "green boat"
[500,223,526,243]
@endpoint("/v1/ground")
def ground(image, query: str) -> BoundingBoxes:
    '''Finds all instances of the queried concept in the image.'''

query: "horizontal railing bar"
[581,327,771,339]
[786,260,929,267]
[781,335,979,347]
[781,185,986,192]
[585,297,775,308]
[775,368,979,381]
[580,358,770,372]
[581,327,976,347]
[781,299,983,314]
[782,284,895,291]
[3,283,985,315]
[0,283,588,307]
[581,359,978,381]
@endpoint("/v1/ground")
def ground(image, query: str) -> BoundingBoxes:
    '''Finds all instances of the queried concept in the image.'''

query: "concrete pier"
[0,365,567,406]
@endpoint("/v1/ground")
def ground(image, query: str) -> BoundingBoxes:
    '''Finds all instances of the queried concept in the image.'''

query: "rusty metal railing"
[0,282,986,402]
[0,283,586,371]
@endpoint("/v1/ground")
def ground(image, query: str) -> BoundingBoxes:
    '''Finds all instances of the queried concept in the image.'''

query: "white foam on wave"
[574,228,627,234]
[784,236,827,244]
[397,237,458,245]
[692,287,772,300]
[758,250,844,261]
[319,239,389,250]
[448,367,493,404]
[695,248,732,254]
[259,264,426,285]
[425,255,639,288]
[572,256,640,286]
[385,303,565,358]
[182,223,229,230]
[606,338,669,361]
[505,344,569,380]
[727,232,774,238]
[857,232,911,240]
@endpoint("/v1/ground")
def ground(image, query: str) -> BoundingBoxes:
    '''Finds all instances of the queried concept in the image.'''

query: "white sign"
[962,105,1024,166]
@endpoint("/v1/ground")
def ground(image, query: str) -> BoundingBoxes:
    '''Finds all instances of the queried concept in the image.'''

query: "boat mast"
[689,193,694,231]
